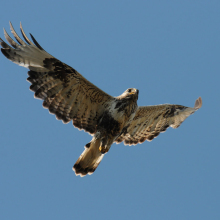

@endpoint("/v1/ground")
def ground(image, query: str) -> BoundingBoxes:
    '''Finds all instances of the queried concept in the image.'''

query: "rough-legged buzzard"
[0,22,202,177]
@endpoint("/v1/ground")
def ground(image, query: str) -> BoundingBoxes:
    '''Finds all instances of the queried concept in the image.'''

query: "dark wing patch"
[0,22,113,135]
[115,97,202,145]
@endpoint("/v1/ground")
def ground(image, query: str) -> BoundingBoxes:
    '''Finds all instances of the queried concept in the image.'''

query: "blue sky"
[0,1,219,219]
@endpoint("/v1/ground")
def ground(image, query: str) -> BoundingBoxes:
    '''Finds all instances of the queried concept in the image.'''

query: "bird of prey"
[0,22,202,177]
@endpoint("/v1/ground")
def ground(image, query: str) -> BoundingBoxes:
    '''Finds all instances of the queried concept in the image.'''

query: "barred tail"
[73,138,104,177]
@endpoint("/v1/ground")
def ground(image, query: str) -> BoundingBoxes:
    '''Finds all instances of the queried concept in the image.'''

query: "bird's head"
[118,88,139,100]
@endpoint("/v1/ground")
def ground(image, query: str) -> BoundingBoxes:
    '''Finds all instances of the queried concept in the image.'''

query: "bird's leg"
[99,137,109,154]
[99,135,114,154]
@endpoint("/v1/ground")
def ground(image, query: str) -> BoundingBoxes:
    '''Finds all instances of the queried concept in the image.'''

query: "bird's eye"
[128,89,132,93]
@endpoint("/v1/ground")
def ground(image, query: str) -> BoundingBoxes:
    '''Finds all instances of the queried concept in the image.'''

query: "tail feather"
[73,138,104,177]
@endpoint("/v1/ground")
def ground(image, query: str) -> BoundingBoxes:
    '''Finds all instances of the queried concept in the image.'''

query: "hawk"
[0,22,202,177]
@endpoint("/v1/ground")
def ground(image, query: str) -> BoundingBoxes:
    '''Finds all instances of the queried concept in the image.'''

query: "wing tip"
[1,48,10,58]
[194,97,202,109]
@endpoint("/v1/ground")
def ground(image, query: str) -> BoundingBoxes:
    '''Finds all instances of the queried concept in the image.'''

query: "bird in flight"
[0,22,202,177]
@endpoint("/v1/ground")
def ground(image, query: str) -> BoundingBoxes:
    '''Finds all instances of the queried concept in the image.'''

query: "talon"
[99,146,109,154]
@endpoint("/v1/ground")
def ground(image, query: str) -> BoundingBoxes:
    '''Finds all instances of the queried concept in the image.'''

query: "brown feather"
[1,22,202,177]
[115,98,202,145]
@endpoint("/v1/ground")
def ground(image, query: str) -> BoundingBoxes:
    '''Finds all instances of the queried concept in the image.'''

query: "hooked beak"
[129,89,139,95]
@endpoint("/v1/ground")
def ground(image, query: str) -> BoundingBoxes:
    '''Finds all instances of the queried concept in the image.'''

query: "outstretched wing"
[0,22,113,134]
[115,97,202,145]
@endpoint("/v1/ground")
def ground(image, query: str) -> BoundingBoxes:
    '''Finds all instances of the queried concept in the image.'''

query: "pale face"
[119,88,139,100]
[125,88,139,95]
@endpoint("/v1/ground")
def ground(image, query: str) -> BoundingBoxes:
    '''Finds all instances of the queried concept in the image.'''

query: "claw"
[99,146,109,154]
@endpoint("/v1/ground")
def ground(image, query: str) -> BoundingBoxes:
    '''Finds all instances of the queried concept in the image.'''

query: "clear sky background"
[0,1,219,220]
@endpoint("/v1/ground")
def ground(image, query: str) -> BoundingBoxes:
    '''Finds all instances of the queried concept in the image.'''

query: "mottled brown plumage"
[0,22,202,177]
